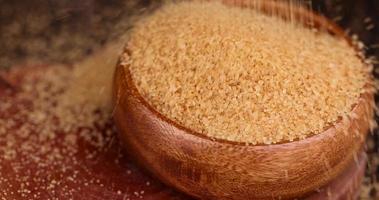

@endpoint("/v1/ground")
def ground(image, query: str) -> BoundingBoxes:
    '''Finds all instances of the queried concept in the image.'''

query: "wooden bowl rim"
[118,0,373,147]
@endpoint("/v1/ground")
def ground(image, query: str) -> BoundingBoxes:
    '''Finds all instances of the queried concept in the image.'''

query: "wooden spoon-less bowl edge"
[113,1,375,199]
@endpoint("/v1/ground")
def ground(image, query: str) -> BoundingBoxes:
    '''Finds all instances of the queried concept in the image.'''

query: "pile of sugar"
[125,1,369,144]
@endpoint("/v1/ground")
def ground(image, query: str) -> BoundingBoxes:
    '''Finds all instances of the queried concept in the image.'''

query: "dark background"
[1,0,378,198]
[1,0,379,68]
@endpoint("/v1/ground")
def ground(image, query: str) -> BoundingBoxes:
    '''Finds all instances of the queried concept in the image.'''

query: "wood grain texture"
[113,1,375,199]
[306,152,367,200]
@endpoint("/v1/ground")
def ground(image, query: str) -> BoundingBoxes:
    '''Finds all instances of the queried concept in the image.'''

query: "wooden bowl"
[113,1,374,199]
[0,63,368,200]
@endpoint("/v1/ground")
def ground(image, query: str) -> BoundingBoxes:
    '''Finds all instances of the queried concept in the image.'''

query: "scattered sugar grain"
[0,43,136,198]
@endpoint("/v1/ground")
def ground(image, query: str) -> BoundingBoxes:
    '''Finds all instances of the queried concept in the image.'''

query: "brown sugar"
[125,1,370,144]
